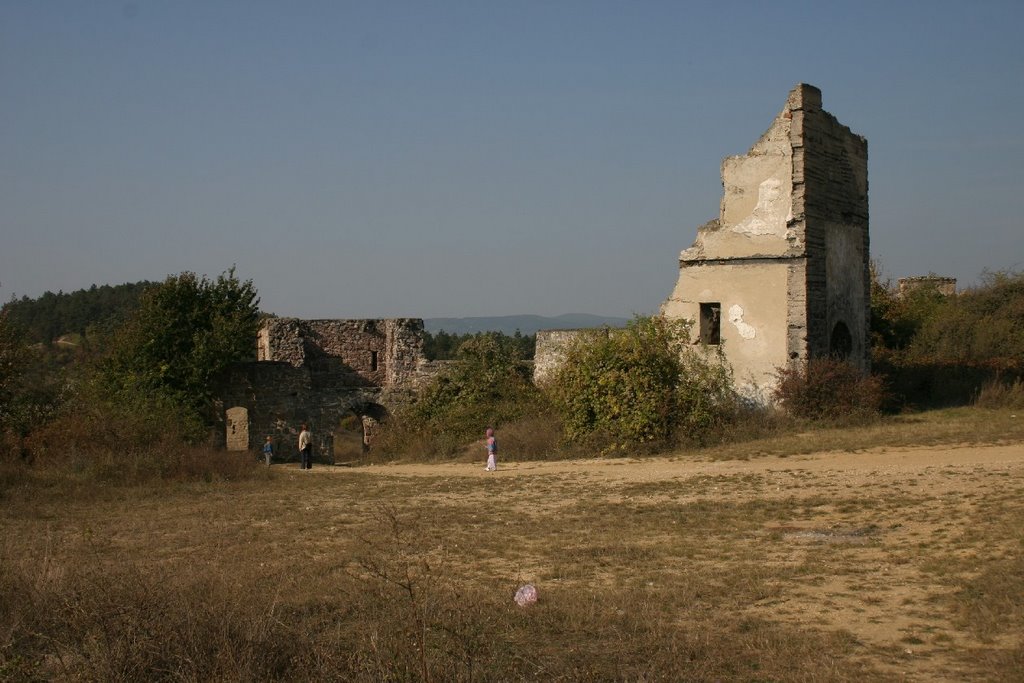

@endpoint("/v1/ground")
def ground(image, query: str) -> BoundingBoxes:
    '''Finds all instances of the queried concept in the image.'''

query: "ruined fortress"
[220,83,877,454]
[662,83,870,397]
[216,318,440,459]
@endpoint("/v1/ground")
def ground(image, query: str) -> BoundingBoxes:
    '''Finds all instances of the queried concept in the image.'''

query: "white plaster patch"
[732,178,788,237]
[728,304,756,339]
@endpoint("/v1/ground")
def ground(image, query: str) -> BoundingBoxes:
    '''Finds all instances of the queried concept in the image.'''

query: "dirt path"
[312,442,1024,484]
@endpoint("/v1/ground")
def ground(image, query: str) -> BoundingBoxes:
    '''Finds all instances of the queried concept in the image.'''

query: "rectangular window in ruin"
[700,303,721,345]
[370,350,379,372]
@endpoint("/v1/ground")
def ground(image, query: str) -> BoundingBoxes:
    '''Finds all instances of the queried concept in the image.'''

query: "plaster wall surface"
[662,262,790,397]
[663,83,869,397]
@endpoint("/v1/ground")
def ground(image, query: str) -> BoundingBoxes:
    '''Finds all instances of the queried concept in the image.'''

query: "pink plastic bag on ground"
[514,583,538,607]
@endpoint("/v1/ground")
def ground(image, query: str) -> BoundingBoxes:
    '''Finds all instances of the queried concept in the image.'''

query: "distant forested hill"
[2,282,154,343]
[424,314,629,336]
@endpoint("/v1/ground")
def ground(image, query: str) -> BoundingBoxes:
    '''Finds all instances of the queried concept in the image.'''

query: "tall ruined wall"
[793,85,869,367]
[663,84,868,398]
[257,317,425,388]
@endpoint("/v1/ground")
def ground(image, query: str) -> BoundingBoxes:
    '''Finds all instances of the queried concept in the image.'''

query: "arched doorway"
[332,403,390,462]
[829,321,853,359]
[333,411,366,463]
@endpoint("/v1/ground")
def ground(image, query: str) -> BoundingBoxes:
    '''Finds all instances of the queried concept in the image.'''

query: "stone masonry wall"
[219,317,439,459]
[792,84,869,368]
[257,318,425,388]
[533,328,611,384]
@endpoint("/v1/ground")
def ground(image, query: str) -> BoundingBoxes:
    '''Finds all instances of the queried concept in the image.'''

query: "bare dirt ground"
[5,437,1022,680]
[298,441,1024,680]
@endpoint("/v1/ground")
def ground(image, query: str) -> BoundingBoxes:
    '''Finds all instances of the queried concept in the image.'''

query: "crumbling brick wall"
[898,276,957,298]
[663,84,869,399]
[219,318,439,458]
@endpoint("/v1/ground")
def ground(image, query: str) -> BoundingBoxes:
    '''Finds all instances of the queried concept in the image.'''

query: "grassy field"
[2,407,1023,681]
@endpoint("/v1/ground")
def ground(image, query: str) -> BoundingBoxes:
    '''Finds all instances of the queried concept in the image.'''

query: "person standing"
[262,435,274,467]
[298,424,312,470]
[484,427,497,471]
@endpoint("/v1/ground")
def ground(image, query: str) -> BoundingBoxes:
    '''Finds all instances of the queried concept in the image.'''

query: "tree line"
[3,281,153,345]
[423,328,535,361]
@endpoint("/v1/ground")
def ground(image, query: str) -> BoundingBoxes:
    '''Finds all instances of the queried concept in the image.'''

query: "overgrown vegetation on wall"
[376,332,546,459]
[376,317,739,461]
[871,267,1024,408]
[1,269,262,475]
[549,316,736,450]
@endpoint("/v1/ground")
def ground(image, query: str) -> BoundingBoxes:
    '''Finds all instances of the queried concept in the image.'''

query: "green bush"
[870,268,1024,409]
[101,267,260,438]
[907,270,1024,367]
[376,333,546,459]
[548,316,735,451]
[773,358,885,422]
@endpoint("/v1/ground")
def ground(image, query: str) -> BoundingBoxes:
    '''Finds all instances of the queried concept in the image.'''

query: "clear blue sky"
[2,1,1022,318]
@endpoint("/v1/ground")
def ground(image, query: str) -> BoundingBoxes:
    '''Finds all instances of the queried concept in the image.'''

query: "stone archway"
[331,403,390,462]
[829,321,853,360]
[226,406,249,451]
[332,411,366,462]
[358,403,389,448]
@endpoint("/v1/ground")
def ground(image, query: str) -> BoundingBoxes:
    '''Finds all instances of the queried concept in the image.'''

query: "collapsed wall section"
[219,317,436,457]
[257,317,425,389]
[663,84,868,398]
[533,328,611,384]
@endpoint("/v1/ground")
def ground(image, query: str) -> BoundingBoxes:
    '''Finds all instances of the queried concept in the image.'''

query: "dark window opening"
[829,321,853,359]
[370,350,379,372]
[700,303,721,345]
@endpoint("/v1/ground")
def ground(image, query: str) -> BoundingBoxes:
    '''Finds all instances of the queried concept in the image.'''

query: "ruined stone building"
[216,318,438,460]
[661,84,869,398]
[898,276,956,298]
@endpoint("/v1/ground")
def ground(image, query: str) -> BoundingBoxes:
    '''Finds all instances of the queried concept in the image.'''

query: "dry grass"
[694,406,1024,462]
[976,378,1024,410]
[1,406,1022,680]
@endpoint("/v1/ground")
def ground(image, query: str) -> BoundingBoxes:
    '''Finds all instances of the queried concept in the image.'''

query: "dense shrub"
[773,358,885,422]
[975,378,1024,409]
[907,270,1024,367]
[101,268,260,438]
[871,267,1024,408]
[548,317,735,451]
[375,333,548,459]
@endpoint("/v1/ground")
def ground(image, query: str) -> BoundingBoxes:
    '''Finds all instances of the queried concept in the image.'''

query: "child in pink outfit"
[484,427,497,471]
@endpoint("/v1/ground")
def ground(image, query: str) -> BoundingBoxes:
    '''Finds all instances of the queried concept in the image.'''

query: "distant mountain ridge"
[423,314,629,336]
